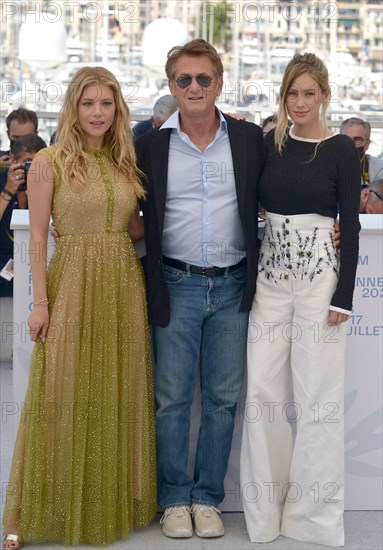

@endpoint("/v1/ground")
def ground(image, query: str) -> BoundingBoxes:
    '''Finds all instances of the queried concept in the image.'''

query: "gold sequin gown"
[3,146,157,546]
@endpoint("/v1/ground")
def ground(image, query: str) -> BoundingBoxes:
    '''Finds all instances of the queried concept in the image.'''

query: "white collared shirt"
[160,110,245,267]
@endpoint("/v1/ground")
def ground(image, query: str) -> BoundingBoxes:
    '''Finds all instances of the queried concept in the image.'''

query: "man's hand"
[128,209,145,242]
[4,162,24,196]
[0,154,11,172]
[50,225,60,244]
[333,219,340,252]
[225,112,246,121]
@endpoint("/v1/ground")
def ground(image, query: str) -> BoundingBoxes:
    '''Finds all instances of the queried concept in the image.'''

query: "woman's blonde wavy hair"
[54,66,145,198]
[275,52,330,156]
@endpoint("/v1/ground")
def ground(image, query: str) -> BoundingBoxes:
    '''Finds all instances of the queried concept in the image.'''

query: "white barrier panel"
[9,211,383,511]
[343,215,383,510]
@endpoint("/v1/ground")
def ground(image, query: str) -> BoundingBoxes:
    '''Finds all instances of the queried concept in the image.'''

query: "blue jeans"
[152,263,248,508]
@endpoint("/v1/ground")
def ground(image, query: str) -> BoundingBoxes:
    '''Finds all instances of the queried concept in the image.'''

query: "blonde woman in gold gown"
[3,67,156,549]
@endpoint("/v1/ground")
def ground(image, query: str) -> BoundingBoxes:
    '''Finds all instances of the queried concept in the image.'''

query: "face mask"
[357,146,366,160]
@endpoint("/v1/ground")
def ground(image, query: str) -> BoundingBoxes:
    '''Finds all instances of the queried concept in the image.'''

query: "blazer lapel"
[151,128,171,235]
[224,114,247,213]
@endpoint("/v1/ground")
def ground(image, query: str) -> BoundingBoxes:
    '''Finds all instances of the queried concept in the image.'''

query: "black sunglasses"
[370,189,383,201]
[175,74,214,89]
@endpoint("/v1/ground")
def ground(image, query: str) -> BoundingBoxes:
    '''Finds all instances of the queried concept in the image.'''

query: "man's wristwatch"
[1,188,15,199]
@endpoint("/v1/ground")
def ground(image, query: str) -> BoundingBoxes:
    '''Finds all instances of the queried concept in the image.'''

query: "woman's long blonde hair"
[54,66,145,198]
[274,52,330,155]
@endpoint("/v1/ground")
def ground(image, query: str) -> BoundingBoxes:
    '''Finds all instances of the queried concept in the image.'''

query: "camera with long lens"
[17,159,32,191]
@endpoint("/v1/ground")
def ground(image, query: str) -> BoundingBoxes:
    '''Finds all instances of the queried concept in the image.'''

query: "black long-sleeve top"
[259,129,361,311]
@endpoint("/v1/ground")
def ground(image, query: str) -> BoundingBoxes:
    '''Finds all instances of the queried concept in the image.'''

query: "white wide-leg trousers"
[241,213,347,547]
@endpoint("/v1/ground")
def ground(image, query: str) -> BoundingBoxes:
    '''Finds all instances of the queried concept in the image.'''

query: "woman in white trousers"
[240,53,361,547]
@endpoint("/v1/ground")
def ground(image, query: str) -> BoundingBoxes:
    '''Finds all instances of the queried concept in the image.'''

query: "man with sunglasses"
[340,117,383,186]
[360,179,383,214]
[135,39,265,539]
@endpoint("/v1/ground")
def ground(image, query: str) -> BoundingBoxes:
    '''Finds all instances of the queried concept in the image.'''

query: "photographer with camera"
[1,109,41,361]
[11,134,46,189]
[1,110,39,289]
[0,154,35,221]
[1,132,46,220]
[0,129,46,360]
[0,165,24,222]
[0,107,38,176]
[1,133,46,217]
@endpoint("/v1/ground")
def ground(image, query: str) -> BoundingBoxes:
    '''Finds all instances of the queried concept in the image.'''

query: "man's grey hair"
[152,95,178,127]
[340,117,371,140]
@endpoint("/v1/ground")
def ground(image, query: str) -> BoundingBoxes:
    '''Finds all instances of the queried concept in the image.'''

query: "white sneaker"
[160,506,193,538]
[191,503,225,538]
